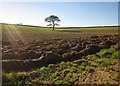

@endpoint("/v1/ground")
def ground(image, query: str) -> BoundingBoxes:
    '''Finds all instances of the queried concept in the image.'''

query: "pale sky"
[0,2,118,27]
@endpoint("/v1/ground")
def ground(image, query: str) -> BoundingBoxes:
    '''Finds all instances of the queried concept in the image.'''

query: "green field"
[1,24,118,42]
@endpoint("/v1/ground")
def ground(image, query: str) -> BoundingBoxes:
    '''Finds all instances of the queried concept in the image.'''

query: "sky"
[0,2,118,27]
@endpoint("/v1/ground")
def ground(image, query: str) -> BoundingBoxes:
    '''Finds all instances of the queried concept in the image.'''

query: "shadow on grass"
[55,30,81,33]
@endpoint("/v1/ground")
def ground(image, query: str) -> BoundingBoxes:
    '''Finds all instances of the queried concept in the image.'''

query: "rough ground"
[2,34,119,72]
[1,24,119,85]
[2,44,120,85]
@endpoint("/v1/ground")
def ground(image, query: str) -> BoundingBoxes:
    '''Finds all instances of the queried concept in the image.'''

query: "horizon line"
[0,23,119,28]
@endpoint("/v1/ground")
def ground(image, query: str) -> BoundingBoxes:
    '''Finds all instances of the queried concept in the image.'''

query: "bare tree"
[45,15,60,31]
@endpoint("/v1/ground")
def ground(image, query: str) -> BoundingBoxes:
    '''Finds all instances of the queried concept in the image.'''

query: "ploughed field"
[1,24,120,85]
[2,35,120,85]
[2,34,119,72]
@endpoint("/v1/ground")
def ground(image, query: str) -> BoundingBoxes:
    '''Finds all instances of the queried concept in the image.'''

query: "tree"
[45,15,60,31]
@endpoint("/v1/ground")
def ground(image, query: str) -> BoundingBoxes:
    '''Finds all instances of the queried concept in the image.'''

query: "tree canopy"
[45,15,60,31]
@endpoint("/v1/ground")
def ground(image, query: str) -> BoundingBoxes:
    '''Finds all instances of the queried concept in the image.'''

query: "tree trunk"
[52,21,55,31]
[53,25,55,31]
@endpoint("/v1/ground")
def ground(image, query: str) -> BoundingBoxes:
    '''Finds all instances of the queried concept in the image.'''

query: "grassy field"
[1,24,118,42]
